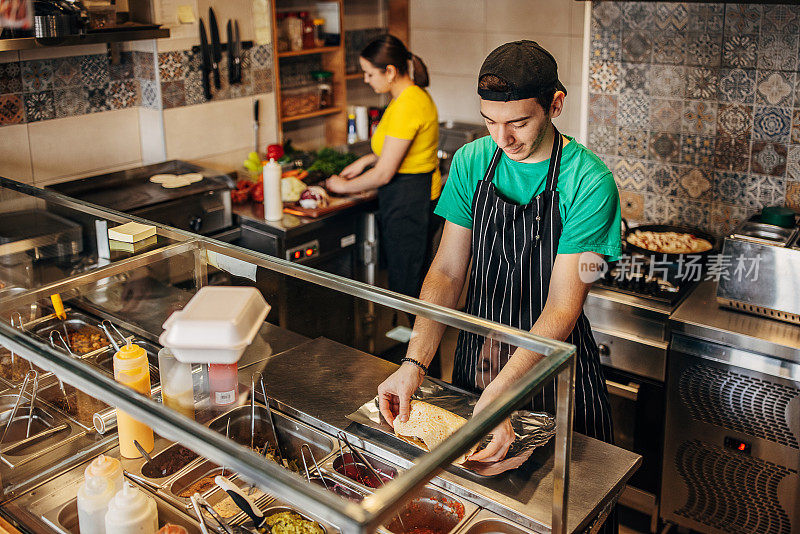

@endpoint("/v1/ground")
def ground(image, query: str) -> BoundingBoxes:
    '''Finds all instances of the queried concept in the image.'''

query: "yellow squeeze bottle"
[113,342,154,459]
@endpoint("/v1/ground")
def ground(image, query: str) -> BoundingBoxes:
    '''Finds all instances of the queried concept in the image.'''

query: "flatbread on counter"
[393,400,477,463]
[179,172,203,183]
[160,177,193,188]
[149,173,177,183]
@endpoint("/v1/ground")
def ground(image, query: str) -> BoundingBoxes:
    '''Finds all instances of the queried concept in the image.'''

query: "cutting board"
[283,192,374,218]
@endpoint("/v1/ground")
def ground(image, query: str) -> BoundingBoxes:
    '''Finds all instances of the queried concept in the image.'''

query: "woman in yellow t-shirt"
[327,34,440,300]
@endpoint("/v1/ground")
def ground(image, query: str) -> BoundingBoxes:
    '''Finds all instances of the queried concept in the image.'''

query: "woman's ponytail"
[361,34,430,87]
[409,54,429,88]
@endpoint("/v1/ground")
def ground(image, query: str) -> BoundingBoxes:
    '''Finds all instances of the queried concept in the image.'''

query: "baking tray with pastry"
[347,379,556,478]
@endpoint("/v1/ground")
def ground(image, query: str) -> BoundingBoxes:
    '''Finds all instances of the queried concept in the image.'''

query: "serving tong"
[0,369,39,445]
[47,331,73,411]
[191,492,236,534]
[250,372,286,467]
[8,312,30,372]
[301,443,330,490]
[337,431,405,529]
[98,320,128,352]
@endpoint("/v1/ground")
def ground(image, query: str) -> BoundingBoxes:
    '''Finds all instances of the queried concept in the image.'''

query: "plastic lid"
[160,286,269,350]
[113,343,147,372]
[760,206,796,228]
[108,482,152,514]
[85,454,122,480]
[313,18,325,24]
[83,475,111,497]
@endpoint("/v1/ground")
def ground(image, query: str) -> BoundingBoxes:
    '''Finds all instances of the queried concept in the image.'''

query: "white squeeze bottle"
[84,454,124,495]
[105,482,158,534]
[263,158,283,222]
[78,475,115,534]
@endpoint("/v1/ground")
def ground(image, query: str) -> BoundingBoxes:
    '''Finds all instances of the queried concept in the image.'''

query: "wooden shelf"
[281,106,342,123]
[0,25,169,52]
[278,46,340,58]
[345,73,363,80]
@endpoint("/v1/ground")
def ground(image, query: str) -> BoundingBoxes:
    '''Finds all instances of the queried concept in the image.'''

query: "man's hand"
[467,383,515,463]
[377,363,425,426]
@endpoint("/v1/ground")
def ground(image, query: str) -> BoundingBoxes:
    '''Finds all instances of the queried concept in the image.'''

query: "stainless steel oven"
[662,333,800,534]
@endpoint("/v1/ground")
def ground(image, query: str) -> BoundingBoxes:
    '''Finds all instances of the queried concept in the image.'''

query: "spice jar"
[313,18,326,48]
[283,12,303,51]
[300,11,316,49]
[311,70,333,108]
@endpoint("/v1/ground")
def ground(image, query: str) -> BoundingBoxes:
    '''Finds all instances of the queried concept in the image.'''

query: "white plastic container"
[159,286,270,364]
[263,159,283,222]
[105,482,158,534]
[78,475,115,534]
[84,454,124,495]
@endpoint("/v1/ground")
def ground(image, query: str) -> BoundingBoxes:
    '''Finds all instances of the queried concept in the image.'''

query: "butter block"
[108,222,156,243]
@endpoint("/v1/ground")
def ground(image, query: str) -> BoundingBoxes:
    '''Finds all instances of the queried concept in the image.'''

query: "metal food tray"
[319,450,400,494]
[0,392,86,468]
[452,509,537,534]
[257,504,340,534]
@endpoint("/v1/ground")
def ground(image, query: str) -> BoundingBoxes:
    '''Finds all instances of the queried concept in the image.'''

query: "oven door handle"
[606,379,640,402]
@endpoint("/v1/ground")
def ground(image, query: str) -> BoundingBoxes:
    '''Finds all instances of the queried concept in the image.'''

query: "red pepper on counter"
[266,144,284,160]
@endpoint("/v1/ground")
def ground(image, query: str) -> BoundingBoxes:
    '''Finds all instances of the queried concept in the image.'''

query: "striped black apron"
[452,128,616,532]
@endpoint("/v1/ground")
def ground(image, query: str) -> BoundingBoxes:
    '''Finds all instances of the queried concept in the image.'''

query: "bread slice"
[393,400,477,463]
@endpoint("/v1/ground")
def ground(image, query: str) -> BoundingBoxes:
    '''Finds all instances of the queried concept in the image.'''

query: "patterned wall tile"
[719,68,755,103]
[793,110,800,144]
[644,193,680,224]
[714,136,751,173]
[0,94,24,125]
[655,3,688,32]
[756,71,794,107]
[0,62,22,94]
[753,106,791,142]
[621,2,654,30]
[710,202,750,236]
[683,100,717,136]
[184,50,203,75]
[251,44,273,69]
[80,55,110,87]
[681,135,714,167]
[757,32,798,72]
[140,80,160,109]
[685,33,722,67]
[751,141,787,177]
[679,167,713,200]
[686,67,718,100]
[722,34,757,69]
[161,80,186,109]
[588,123,617,156]
[617,91,649,129]
[158,51,186,82]
[86,84,111,113]
[786,181,800,211]
[588,93,617,125]
[54,87,87,118]
[675,198,712,230]
[686,3,724,33]
[648,163,681,196]
[652,32,684,65]
[724,4,761,34]
[761,5,799,34]
[590,1,619,26]
[612,159,650,192]
[649,132,680,163]
[717,103,753,138]
[109,52,134,81]
[21,60,53,92]
[742,174,786,210]
[109,80,138,109]
[24,90,54,121]
[650,65,685,99]
[617,128,648,158]
[52,57,80,88]
[590,60,620,95]
[251,68,273,94]
[620,190,644,220]
[619,63,649,94]
[649,99,683,133]
[133,51,156,81]
[184,72,206,106]
[713,171,748,204]
[591,30,621,62]
[622,31,651,64]
[788,145,800,181]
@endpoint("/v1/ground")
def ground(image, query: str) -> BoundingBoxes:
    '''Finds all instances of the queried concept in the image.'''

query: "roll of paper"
[355,106,369,141]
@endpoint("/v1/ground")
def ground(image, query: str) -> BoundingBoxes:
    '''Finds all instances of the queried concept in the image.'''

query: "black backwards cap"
[478,40,567,102]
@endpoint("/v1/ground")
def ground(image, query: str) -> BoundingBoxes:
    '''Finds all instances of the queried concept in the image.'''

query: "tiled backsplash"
[586,2,800,237]
[156,43,273,109]
[0,51,147,125]
[0,43,273,125]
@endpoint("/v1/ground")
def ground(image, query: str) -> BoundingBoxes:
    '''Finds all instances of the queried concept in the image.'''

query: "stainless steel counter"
[247,337,641,534]
[670,281,800,364]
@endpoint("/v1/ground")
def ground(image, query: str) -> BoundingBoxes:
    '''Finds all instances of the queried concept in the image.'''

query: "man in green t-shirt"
[377,41,621,475]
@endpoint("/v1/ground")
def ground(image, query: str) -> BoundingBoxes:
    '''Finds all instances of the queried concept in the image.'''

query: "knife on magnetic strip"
[199,18,213,99]
[208,7,222,89]
[226,19,235,85]
[233,20,242,83]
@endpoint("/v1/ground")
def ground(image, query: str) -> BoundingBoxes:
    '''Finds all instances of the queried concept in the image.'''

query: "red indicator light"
[294,251,301,259]
[738,443,746,451]
[306,248,314,256]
